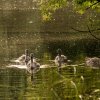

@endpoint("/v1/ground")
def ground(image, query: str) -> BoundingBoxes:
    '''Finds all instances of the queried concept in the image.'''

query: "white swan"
[15,49,30,65]
[27,53,40,74]
[85,57,100,68]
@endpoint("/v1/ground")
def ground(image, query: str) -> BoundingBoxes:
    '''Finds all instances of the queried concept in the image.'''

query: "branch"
[70,27,100,33]
[70,27,100,41]
[87,25,100,41]
[86,1,100,10]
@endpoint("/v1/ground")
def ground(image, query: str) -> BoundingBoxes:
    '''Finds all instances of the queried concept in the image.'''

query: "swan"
[27,53,40,74]
[85,57,100,68]
[55,49,67,69]
[15,49,30,65]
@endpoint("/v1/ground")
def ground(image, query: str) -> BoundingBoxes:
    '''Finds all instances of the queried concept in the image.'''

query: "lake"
[0,32,100,100]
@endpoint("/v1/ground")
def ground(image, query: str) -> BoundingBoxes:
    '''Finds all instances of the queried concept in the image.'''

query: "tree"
[39,0,100,20]
[39,0,100,40]
[39,0,67,20]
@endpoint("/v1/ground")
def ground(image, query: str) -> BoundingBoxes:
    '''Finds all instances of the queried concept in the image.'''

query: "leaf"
[77,9,84,14]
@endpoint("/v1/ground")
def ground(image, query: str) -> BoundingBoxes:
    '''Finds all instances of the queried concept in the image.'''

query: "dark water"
[0,32,100,100]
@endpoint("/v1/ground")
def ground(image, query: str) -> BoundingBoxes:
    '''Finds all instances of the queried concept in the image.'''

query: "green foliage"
[40,0,67,21]
[39,0,99,20]
[74,0,100,14]
[75,0,96,5]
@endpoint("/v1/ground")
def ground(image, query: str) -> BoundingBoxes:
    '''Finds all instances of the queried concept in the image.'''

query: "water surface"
[0,32,100,100]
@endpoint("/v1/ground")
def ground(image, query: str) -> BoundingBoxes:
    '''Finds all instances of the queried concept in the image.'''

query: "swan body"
[16,49,30,65]
[55,54,67,67]
[27,54,40,74]
[55,49,68,69]
[85,57,100,68]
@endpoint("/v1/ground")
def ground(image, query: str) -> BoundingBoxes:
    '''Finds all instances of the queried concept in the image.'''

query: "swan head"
[30,53,35,61]
[30,53,34,60]
[25,49,29,56]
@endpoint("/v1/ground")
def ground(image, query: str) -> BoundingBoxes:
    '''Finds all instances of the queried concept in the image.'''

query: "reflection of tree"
[1,0,39,10]
[8,10,41,32]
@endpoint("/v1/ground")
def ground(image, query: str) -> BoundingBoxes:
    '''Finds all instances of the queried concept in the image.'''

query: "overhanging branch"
[71,27,100,41]
[87,25,100,41]
[86,1,100,10]
[71,27,100,32]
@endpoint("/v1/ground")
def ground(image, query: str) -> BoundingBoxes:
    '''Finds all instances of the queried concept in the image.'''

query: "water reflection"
[0,65,100,99]
[0,68,27,100]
